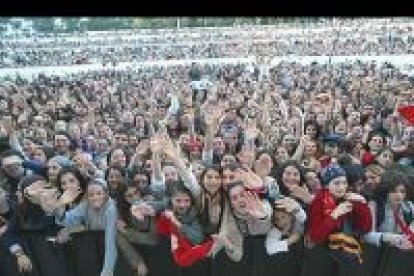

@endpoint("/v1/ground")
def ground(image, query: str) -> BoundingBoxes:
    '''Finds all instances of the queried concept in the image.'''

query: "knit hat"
[321,164,347,186]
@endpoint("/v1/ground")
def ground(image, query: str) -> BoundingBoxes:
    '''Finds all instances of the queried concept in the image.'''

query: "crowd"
[1,19,414,68]
[0,25,414,276]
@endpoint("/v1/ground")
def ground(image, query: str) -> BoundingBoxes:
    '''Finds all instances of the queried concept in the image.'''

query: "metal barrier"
[1,232,413,276]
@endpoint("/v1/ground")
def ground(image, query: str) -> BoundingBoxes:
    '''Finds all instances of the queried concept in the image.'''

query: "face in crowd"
[228,184,248,215]
[87,183,108,210]
[201,167,222,196]
[1,154,25,180]
[281,165,301,192]
[54,134,70,154]
[327,176,348,199]
[171,191,192,216]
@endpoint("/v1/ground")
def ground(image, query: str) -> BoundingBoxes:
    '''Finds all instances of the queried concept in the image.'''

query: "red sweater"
[157,214,214,267]
[307,189,372,245]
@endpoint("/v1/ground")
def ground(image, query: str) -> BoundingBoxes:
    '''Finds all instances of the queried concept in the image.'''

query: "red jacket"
[361,151,375,167]
[307,189,372,245]
[157,214,214,267]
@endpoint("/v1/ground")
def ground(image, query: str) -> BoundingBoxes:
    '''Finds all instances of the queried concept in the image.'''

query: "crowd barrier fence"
[1,231,413,276]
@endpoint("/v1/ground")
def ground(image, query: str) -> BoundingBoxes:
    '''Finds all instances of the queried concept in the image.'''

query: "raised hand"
[136,263,148,276]
[117,219,127,234]
[239,166,264,190]
[131,205,145,221]
[274,197,301,214]
[160,135,179,159]
[330,201,353,219]
[150,133,163,154]
[289,185,313,204]
[59,187,81,207]
[344,192,367,203]
[131,204,155,221]
[300,134,311,145]
[204,104,225,128]
[244,191,267,219]
[55,228,72,244]
[244,118,260,140]
[163,210,182,228]
[136,139,150,156]
[38,188,60,213]
[16,253,33,273]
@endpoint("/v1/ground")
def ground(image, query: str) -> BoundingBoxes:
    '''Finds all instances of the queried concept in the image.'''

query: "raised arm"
[161,135,201,197]
[149,134,166,195]
[201,103,224,165]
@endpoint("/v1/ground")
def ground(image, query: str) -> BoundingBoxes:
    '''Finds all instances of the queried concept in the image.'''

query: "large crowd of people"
[1,18,414,68]
[0,19,414,276]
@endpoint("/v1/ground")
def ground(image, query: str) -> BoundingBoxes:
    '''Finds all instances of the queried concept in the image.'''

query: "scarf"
[176,208,205,245]
[216,201,244,261]
[199,192,224,235]
[393,205,414,245]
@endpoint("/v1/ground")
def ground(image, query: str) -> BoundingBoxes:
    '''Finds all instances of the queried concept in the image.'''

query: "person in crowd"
[364,170,414,276]
[277,160,314,206]
[1,21,414,276]
[363,164,385,200]
[5,174,70,276]
[302,164,372,276]
[263,196,306,276]
[40,178,118,276]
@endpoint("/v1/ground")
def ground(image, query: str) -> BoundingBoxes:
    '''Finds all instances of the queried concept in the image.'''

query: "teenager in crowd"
[41,178,118,276]
[364,169,414,276]
[6,175,70,276]
[277,160,314,206]
[302,164,372,276]
[215,181,272,276]
[263,196,306,276]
